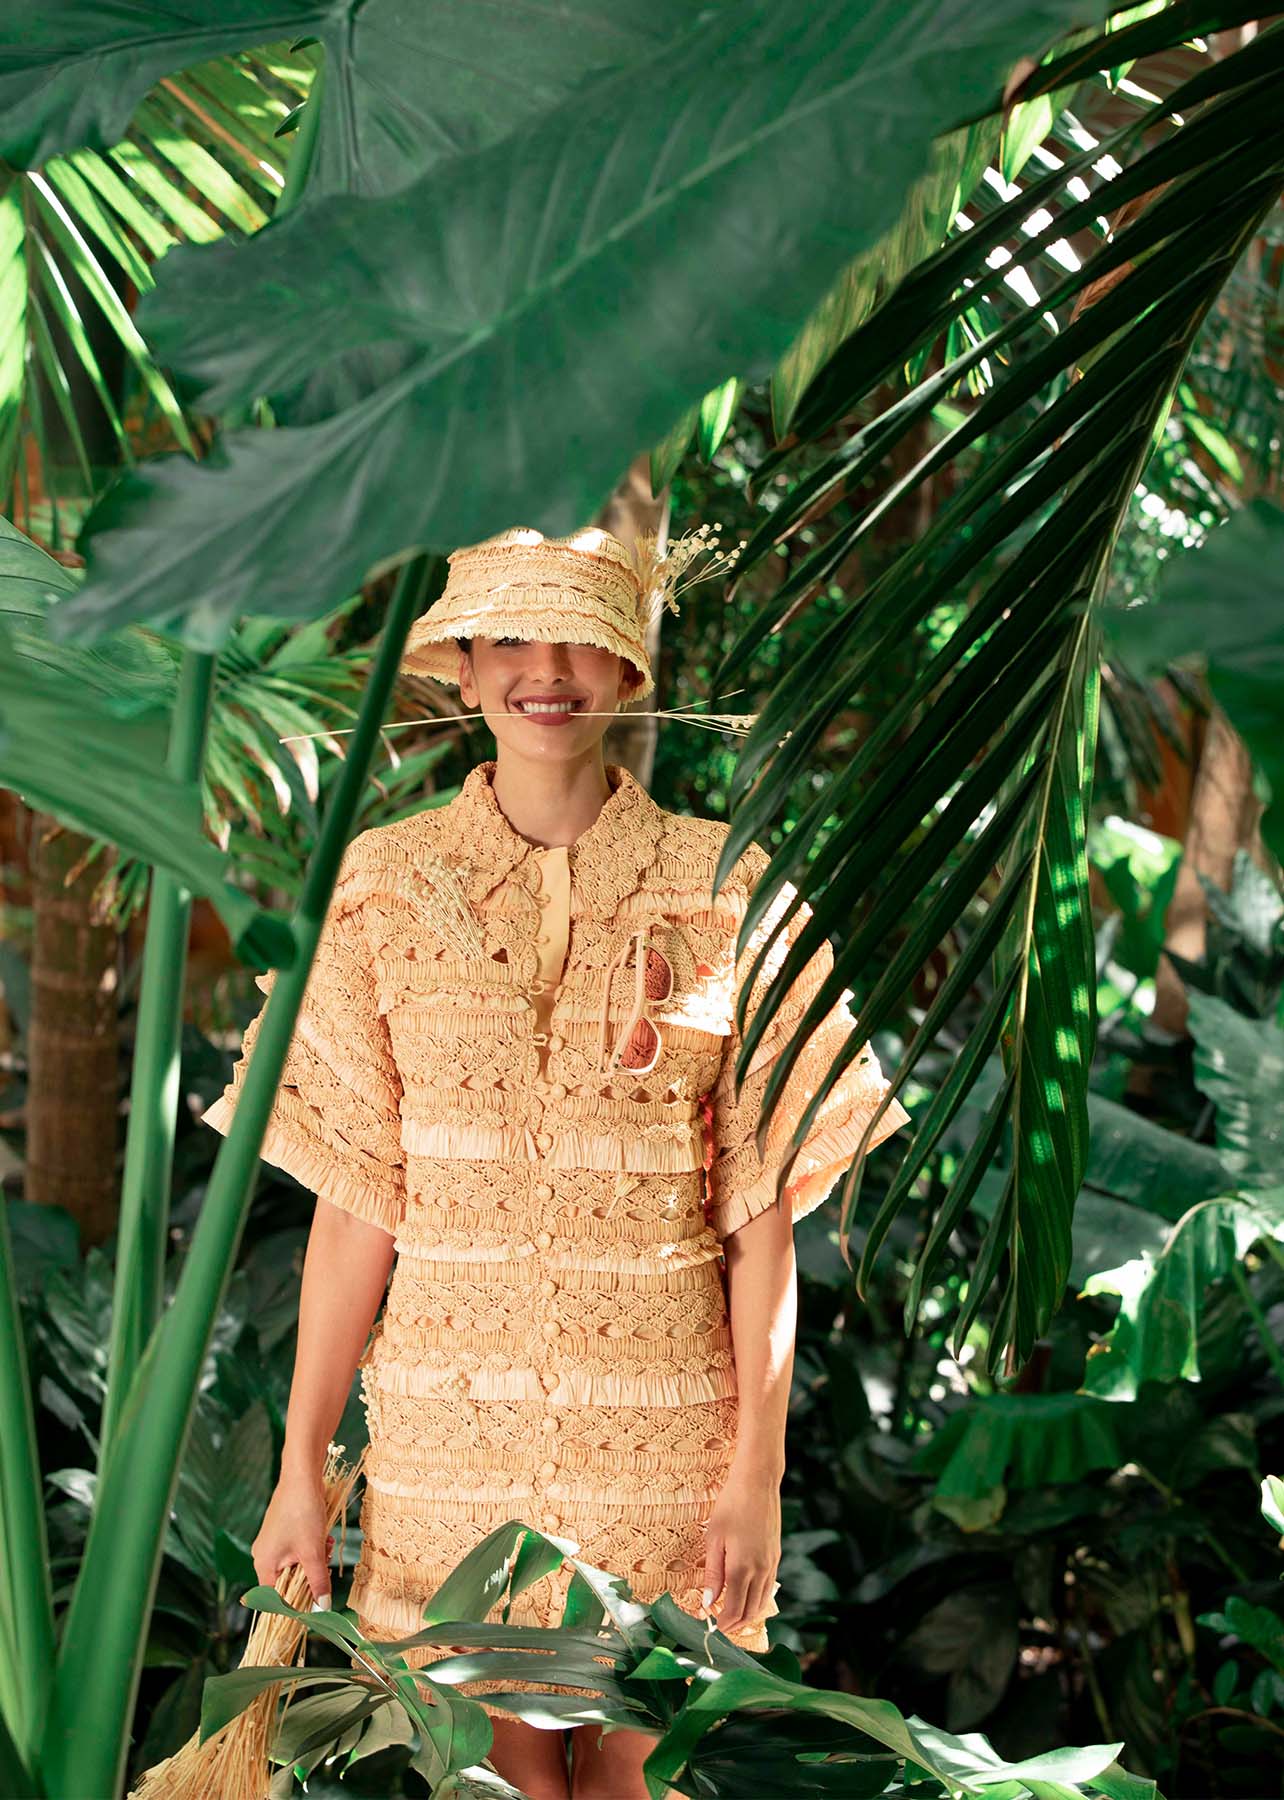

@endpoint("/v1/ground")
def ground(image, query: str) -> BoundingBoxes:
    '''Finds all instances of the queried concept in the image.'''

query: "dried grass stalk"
[128,1443,364,1800]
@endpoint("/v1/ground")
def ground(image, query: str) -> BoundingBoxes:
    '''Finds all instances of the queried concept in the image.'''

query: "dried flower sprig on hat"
[628,522,745,627]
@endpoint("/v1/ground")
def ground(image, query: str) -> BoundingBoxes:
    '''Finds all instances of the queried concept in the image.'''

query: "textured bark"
[25,812,121,1242]
[597,452,671,788]
[0,786,29,1064]
[1152,697,1267,1039]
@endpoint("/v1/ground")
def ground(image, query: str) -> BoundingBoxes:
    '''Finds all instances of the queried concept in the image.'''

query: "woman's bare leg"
[569,1723,666,1800]
[486,1716,571,1799]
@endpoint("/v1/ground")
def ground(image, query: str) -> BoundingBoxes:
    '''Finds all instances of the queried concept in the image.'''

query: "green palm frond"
[712,17,1284,1375]
[0,47,314,533]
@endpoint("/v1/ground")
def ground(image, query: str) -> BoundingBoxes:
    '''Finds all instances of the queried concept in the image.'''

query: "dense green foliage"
[2,2,1283,1796]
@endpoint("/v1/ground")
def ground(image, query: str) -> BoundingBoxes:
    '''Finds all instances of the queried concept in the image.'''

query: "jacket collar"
[445,759,665,916]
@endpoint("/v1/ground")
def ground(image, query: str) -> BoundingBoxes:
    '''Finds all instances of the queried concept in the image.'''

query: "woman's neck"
[489,748,614,850]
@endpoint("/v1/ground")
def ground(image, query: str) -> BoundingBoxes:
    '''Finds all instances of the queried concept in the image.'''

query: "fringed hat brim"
[400,605,655,698]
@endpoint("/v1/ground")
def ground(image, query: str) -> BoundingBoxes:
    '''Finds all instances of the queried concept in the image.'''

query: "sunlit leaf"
[55,0,1109,645]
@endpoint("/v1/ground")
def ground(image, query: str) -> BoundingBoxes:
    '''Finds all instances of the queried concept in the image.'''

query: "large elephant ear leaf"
[769,112,1001,437]
[50,0,1106,647]
[0,0,724,196]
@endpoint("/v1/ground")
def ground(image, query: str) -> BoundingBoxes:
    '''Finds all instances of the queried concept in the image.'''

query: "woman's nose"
[522,641,576,679]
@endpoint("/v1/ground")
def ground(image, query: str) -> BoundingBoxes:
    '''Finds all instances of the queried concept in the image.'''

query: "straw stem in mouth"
[277,704,759,746]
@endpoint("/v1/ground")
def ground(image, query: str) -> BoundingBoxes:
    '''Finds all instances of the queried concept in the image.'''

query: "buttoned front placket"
[528,845,570,1080]
[528,844,572,1529]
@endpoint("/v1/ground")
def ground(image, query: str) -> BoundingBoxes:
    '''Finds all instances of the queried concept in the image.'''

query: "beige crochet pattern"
[202,762,910,1712]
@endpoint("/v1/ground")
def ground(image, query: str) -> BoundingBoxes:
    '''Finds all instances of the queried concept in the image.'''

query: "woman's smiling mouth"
[509,695,587,721]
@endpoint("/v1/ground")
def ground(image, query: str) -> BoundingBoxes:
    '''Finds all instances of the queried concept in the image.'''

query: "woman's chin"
[489,714,611,758]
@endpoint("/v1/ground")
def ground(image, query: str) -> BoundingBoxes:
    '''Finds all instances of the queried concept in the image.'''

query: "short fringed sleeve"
[705,848,912,1244]
[200,847,406,1236]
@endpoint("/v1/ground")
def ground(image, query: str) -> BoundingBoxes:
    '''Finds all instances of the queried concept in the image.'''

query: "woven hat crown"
[400,525,655,695]
[400,521,740,700]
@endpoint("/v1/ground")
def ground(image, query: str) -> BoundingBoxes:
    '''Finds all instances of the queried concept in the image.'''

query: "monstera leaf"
[45,0,1104,646]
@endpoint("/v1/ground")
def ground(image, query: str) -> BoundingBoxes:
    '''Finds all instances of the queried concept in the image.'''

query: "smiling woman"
[206,524,907,1799]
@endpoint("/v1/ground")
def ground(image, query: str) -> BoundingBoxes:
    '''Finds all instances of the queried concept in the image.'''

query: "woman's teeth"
[513,699,581,713]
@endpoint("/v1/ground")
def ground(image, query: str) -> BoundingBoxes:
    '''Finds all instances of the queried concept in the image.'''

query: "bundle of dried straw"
[128,1443,364,1800]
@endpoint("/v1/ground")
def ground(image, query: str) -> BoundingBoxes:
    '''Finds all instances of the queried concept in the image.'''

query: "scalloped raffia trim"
[707,1089,912,1243]
[201,1097,403,1236]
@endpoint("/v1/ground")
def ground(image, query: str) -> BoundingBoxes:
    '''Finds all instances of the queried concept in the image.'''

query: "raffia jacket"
[205,760,909,1261]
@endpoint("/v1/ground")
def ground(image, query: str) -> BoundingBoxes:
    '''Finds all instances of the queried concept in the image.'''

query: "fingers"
[746,1569,776,1629]
[710,1560,777,1635]
[715,1563,753,1635]
[305,1548,332,1610]
[251,1535,334,1610]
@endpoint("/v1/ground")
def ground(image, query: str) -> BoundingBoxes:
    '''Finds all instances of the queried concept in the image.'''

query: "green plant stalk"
[37,559,430,1800]
[100,50,322,1449]
[0,1199,55,1771]
[1229,1255,1284,1391]
[100,649,216,1457]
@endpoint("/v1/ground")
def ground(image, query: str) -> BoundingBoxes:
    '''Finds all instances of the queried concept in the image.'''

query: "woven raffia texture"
[203,762,909,1714]
[399,526,656,695]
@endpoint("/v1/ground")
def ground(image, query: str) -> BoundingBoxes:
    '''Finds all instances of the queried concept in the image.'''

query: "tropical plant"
[705,9,1284,1375]
[201,1519,1146,1800]
[0,41,313,534]
[4,8,1170,1795]
[4,3,1282,1795]
[765,832,1282,1787]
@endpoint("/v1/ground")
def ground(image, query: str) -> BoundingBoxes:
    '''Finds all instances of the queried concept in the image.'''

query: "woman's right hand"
[252,1466,334,1608]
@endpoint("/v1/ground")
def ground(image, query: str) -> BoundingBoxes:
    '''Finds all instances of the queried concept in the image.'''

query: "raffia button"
[541,1319,561,1340]
[548,1035,563,1050]
[535,1230,553,1250]
[539,1279,557,1298]
[540,1512,559,1531]
[540,1416,559,1436]
[538,1460,558,1483]
[547,1082,567,1100]
[533,1182,554,1202]
[534,1131,553,1151]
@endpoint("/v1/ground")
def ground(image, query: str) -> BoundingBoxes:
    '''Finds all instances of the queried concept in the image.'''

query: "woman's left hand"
[700,1460,782,1635]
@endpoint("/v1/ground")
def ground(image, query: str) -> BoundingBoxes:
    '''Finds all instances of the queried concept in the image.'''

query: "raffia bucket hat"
[399,523,738,702]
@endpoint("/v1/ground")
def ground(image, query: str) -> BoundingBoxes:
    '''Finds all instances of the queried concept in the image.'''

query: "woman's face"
[458,635,641,761]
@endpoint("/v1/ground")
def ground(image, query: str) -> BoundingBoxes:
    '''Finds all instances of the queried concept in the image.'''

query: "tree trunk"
[25,812,121,1244]
[1151,695,1267,1039]
[597,452,672,787]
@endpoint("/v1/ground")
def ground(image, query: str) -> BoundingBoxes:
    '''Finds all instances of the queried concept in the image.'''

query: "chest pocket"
[596,919,727,1082]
